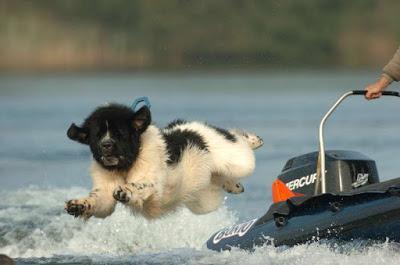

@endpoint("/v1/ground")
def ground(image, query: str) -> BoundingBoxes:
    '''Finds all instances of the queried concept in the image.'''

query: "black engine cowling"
[277,150,379,196]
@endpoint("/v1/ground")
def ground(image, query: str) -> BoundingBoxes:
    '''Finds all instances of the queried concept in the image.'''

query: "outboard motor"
[272,150,379,203]
[270,90,395,203]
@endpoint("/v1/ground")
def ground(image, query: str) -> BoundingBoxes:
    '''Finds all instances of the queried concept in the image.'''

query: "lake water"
[1,71,400,264]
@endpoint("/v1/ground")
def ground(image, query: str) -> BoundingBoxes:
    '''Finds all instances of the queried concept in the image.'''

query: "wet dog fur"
[65,104,263,219]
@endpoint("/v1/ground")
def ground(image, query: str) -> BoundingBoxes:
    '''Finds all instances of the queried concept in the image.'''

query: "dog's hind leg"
[184,184,223,214]
[222,179,244,194]
[231,129,263,150]
[212,174,244,194]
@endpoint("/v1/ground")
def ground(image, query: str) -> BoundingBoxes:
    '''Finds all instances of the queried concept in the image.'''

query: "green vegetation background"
[1,0,399,71]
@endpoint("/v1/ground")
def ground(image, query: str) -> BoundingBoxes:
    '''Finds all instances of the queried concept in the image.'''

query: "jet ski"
[206,90,400,251]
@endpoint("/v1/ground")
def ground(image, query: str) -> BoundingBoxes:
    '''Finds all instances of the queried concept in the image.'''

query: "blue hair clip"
[131,96,151,112]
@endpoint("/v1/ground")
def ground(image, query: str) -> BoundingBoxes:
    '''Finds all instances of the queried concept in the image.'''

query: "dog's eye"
[112,128,126,138]
[95,129,104,138]
[91,128,101,137]
[118,129,128,137]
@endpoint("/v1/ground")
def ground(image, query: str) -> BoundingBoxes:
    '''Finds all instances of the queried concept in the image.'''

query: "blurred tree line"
[0,0,399,71]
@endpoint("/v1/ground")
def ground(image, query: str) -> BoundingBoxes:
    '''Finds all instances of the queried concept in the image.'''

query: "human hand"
[365,75,392,100]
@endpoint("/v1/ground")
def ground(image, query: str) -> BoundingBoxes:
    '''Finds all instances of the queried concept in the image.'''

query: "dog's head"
[67,104,151,171]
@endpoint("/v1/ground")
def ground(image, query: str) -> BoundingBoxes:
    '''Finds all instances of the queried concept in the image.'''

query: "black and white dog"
[65,104,263,219]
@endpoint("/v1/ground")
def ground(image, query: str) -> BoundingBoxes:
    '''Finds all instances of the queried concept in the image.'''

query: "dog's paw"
[114,182,156,210]
[248,134,263,149]
[232,129,264,150]
[65,199,93,218]
[113,186,132,203]
[223,181,245,194]
[243,132,263,150]
[131,182,155,198]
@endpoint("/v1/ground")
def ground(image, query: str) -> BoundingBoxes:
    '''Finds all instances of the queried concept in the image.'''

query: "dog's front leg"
[114,152,166,218]
[65,188,117,220]
[65,163,123,219]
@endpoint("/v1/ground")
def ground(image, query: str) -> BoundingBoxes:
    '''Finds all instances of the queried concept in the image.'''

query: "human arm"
[365,46,400,100]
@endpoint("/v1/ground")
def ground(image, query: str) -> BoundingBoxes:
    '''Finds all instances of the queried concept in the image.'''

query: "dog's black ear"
[67,123,89,145]
[132,106,151,133]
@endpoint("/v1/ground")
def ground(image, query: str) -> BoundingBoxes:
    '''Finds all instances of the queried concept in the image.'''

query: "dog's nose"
[101,140,114,152]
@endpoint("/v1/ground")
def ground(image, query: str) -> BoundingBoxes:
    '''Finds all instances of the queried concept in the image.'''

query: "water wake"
[0,187,236,258]
[1,187,400,265]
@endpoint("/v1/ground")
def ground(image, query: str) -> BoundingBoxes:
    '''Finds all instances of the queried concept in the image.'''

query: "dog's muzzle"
[99,139,121,166]
[101,156,120,166]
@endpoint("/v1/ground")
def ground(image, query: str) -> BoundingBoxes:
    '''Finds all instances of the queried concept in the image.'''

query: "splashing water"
[1,187,400,265]
[0,187,235,259]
